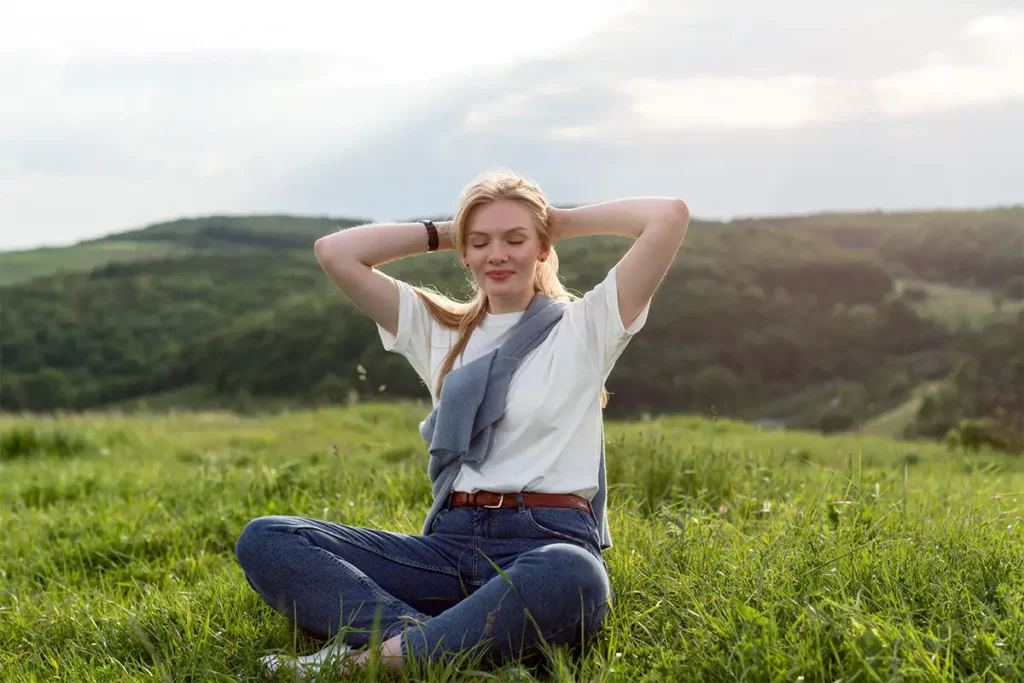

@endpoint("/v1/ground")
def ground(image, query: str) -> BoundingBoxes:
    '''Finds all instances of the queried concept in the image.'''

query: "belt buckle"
[482,493,504,509]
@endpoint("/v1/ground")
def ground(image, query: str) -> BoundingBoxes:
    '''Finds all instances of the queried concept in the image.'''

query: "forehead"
[468,199,534,235]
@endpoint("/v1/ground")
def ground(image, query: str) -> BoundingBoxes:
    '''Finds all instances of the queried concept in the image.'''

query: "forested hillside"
[0,215,366,286]
[2,208,1021,451]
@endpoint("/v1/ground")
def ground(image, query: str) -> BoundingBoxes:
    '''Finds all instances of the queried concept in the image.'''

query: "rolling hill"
[0,215,368,286]
[1,207,1021,451]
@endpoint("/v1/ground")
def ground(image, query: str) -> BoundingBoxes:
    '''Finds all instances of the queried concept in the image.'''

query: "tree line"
[2,210,1021,452]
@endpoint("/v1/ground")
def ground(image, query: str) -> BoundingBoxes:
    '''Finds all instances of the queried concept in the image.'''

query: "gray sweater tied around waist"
[418,292,612,549]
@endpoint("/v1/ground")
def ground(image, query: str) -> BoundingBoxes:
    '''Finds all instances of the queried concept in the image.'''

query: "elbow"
[315,233,367,273]
[665,199,690,235]
[314,235,330,259]
[672,198,690,226]
[314,234,340,265]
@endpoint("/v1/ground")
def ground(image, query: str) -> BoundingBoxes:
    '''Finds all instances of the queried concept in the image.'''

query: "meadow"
[1,404,1021,682]
[0,241,196,286]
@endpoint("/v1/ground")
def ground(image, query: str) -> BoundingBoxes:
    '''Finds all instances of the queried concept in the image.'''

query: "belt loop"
[516,492,526,513]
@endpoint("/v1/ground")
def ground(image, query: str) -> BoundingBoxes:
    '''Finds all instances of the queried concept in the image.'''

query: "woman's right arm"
[314,220,455,337]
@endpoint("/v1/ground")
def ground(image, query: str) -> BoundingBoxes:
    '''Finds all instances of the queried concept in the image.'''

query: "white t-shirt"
[376,265,650,501]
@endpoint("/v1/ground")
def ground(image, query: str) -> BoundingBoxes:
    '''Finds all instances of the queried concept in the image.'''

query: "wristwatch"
[419,220,439,252]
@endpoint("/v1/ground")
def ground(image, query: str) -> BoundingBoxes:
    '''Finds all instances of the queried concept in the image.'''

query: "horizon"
[4,200,1023,255]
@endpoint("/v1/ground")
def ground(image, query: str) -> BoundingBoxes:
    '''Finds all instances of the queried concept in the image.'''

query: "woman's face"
[462,199,548,312]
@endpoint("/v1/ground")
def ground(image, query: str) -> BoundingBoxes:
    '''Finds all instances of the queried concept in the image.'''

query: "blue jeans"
[234,495,611,665]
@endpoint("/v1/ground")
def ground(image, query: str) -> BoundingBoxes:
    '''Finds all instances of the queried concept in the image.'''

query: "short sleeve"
[376,277,441,391]
[567,265,651,376]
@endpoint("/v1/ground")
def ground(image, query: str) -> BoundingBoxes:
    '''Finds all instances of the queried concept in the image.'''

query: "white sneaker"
[259,640,354,680]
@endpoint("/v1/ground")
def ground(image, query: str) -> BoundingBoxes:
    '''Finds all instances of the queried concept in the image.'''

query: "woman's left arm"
[549,198,690,328]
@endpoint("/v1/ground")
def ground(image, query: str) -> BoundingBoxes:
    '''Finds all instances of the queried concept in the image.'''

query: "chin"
[482,278,530,297]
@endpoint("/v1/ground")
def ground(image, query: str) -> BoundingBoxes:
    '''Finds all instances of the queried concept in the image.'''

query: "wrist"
[436,220,456,250]
[547,206,567,242]
[550,206,583,241]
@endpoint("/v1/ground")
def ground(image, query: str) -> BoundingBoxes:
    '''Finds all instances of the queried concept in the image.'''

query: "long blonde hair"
[414,168,608,407]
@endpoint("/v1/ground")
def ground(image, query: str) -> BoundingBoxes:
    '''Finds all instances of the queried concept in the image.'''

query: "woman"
[235,169,690,676]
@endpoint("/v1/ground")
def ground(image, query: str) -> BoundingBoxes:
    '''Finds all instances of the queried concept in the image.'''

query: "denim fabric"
[235,496,611,665]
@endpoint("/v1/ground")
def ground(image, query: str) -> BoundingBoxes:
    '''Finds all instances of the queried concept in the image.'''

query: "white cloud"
[2,2,1023,250]
[872,60,1024,116]
[873,12,1024,116]
[966,13,1024,39]
[511,10,1024,141]
[0,0,628,83]
[0,0,631,248]
[464,93,535,130]
[620,75,860,130]
[549,125,604,141]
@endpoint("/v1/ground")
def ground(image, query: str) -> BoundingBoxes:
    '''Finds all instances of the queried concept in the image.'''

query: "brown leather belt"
[449,490,592,515]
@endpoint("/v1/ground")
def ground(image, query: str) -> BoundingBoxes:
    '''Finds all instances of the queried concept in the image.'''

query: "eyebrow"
[467,226,528,237]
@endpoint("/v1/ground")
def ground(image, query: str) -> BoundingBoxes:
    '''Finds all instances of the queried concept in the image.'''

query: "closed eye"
[471,239,523,247]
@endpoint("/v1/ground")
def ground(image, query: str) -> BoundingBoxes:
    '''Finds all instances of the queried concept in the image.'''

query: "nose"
[487,244,507,264]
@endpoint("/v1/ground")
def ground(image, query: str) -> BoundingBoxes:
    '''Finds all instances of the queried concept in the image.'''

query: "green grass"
[100,384,307,414]
[0,241,195,285]
[1,404,1022,682]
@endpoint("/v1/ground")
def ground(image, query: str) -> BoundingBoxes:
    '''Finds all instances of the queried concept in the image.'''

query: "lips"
[486,270,514,280]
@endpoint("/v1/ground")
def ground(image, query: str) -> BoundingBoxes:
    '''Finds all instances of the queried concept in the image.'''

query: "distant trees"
[2,211,1020,452]
[905,317,1024,453]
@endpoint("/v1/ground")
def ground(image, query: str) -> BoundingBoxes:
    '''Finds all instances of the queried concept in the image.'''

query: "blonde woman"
[235,169,689,676]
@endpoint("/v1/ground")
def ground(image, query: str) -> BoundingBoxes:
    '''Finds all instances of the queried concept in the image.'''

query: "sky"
[2,0,1023,251]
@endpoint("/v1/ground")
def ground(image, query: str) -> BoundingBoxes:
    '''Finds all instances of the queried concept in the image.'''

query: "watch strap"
[420,220,439,252]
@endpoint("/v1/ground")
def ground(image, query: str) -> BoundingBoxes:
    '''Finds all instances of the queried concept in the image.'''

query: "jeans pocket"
[430,508,449,533]
[525,508,599,549]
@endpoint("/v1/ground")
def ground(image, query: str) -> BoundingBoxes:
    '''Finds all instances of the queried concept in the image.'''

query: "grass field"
[0,241,196,286]
[1,404,1022,682]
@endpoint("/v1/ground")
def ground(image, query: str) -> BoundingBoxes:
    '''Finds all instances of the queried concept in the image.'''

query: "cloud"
[620,75,859,130]
[446,6,1024,141]
[278,7,1024,221]
[1,0,627,87]
[0,51,417,177]
[2,2,1023,250]
[0,1,628,244]
[280,92,1024,223]
[873,13,1024,116]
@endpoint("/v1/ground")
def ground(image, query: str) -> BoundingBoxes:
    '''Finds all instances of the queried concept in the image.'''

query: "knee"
[534,544,610,615]
[235,515,290,573]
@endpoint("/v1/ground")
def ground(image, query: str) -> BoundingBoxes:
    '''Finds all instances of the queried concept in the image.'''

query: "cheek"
[512,245,537,264]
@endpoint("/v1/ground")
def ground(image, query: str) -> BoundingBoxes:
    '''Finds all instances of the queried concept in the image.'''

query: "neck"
[486,289,537,314]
